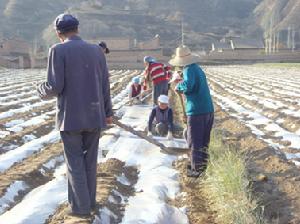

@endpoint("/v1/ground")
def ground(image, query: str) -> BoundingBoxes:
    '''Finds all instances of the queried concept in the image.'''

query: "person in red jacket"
[128,76,142,105]
[143,56,169,105]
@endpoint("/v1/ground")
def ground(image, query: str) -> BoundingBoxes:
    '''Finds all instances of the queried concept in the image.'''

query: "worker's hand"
[147,132,152,137]
[106,116,113,125]
[174,79,182,84]
[167,131,173,140]
[175,89,182,94]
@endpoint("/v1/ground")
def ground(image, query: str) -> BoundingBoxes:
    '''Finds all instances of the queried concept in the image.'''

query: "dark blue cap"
[54,14,79,33]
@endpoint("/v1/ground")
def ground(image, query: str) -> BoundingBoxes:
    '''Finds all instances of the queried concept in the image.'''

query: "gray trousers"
[153,80,169,105]
[60,128,101,214]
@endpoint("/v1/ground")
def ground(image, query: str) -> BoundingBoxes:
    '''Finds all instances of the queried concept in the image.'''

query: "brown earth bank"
[214,104,300,224]
[0,142,63,213]
[0,120,55,154]
[45,158,138,224]
[173,159,217,224]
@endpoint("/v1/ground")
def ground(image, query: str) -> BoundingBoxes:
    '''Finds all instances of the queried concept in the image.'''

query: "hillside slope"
[0,0,259,47]
[0,0,298,48]
[255,0,300,31]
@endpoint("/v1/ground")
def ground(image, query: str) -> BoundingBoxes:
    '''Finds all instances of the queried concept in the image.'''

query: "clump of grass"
[203,132,265,224]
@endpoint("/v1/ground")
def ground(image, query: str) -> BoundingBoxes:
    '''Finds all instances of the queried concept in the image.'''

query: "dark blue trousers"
[60,128,100,214]
[153,80,169,105]
[186,113,214,169]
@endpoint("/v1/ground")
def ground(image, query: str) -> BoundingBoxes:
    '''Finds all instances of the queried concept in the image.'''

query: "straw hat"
[169,45,200,67]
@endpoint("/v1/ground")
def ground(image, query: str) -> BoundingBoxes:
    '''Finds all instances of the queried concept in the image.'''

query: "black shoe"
[187,168,201,178]
[91,205,99,215]
[186,165,201,178]
[186,164,206,178]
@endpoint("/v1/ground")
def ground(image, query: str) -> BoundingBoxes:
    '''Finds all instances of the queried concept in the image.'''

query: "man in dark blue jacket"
[37,14,113,217]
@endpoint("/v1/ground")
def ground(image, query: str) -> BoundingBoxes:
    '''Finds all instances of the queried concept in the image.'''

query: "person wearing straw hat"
[147,95,174,139]
[169,45,214,178]
[143,56,169,105]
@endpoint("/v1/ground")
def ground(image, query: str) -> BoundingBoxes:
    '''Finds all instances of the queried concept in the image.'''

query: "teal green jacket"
[176,63,214,116]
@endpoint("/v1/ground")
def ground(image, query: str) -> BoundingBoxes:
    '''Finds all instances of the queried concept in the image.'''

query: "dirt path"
[173,160,217,224]
[170,89,217,224]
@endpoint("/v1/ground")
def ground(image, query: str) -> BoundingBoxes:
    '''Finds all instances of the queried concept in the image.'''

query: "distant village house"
[0,38,31,68]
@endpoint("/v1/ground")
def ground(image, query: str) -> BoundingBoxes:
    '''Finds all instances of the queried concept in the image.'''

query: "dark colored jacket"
[129,84,142,98]
[38,35,113,131]
[148,106,174,132]
[176,63,214,116]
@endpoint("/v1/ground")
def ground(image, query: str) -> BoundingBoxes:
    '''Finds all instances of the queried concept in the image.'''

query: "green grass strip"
[203,132,265,224]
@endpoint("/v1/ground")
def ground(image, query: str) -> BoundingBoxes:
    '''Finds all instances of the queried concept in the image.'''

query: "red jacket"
[130,84,141,98]
[145,62,168,85]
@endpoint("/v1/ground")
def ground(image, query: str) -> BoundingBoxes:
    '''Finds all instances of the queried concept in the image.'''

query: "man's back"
[37,13,113,217]
[147,62,168,85]
[42,35,112,131]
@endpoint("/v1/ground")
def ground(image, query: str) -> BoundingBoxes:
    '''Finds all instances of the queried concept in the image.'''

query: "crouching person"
[147,95,174,140]
[128,77,142,105]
